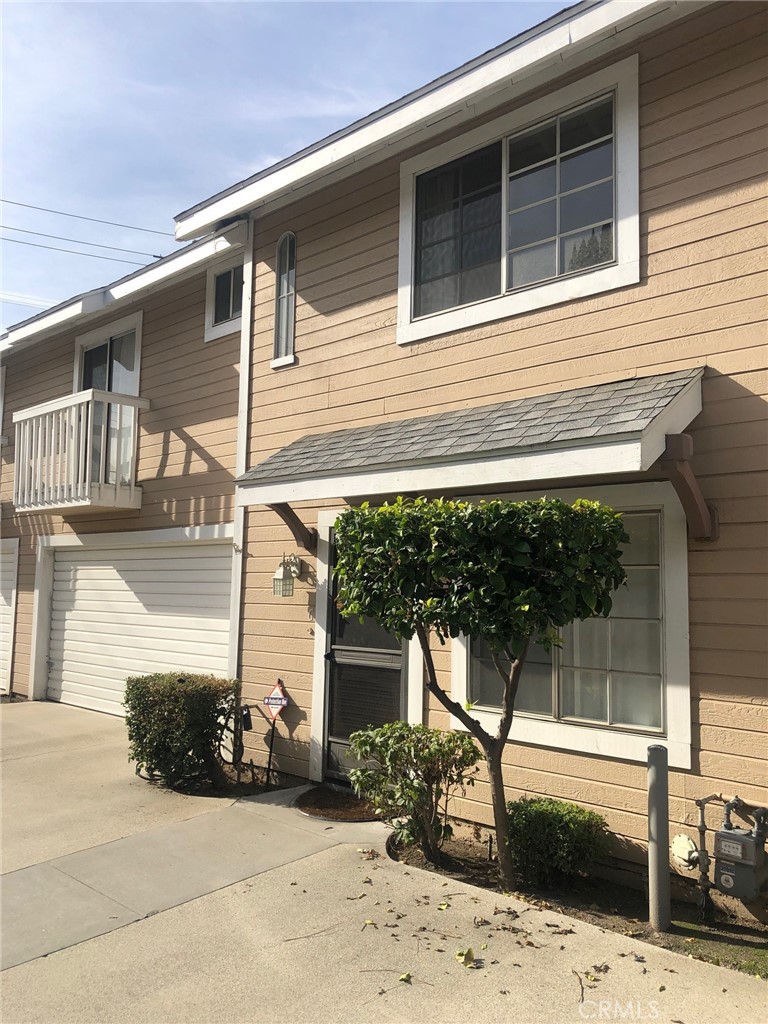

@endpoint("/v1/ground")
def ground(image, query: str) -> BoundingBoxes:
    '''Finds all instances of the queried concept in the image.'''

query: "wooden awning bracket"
[267,503,318,554]
[659,433,718,542]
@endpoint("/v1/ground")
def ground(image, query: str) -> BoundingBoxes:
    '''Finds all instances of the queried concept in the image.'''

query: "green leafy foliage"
[124,672,240,788]
[506,796,611,886]
[334,496,627,655]
[334,496,627,888]
[349,721,480,862]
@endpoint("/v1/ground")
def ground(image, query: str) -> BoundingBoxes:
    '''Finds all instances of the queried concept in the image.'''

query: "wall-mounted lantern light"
[272,553,301,597]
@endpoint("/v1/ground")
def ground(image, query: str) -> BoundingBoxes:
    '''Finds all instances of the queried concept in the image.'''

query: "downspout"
[227,215,255,680]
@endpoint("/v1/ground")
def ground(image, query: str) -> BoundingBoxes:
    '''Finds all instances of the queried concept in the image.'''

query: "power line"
[0,199,175,237]
[1,237,148,266]
[1,224,163,259]
[0,291,57,309]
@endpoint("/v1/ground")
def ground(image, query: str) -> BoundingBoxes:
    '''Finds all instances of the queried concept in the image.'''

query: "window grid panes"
[274,232,296,361]
[412,93,615,318]
[212,264,244,326]
[468,511,663,734]
[507,96,614,290]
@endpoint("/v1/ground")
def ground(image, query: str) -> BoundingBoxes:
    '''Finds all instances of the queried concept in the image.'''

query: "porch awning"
[236,368,704,507]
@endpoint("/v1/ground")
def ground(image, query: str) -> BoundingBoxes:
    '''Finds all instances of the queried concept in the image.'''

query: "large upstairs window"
[398,57,638,344]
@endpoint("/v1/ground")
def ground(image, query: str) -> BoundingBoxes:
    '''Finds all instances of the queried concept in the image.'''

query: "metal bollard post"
[647,744,671,931]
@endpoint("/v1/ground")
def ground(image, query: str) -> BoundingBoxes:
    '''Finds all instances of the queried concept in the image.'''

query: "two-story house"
[0,224,251,711]
[176,0,766,887]
[2,0,765,897]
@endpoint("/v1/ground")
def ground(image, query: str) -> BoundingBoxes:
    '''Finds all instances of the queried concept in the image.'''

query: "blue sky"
[1,1,569,332]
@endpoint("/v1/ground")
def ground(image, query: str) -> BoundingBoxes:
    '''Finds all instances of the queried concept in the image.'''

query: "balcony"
[12,389,150,513]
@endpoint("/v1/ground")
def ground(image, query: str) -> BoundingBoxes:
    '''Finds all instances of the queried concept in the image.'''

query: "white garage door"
[1,540,19,694]
[48,542,232,715]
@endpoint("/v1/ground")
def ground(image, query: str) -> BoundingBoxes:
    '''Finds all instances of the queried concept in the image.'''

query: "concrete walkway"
[2,703,766,1024]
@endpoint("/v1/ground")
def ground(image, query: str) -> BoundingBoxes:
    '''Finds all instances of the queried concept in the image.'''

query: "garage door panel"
[54,545,229,565]
[48,540,232,715]
[49,610,230,632]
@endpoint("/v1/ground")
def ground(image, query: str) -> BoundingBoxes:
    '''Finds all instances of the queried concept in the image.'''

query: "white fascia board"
[1,294,107,353]
[175,0,678,240]
[639,370,703,469]
[236,437,643,508]
[108,223,247,301]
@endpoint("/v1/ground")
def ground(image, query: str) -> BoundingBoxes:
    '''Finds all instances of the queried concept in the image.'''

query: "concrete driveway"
[2,702,766,1024]
[1,701,234,873]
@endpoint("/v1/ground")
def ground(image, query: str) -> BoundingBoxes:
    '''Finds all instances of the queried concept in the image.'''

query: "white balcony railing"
[12,389,150,512]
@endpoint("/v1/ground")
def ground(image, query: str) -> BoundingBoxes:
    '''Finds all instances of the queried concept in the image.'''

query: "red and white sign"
[263,680,288,721]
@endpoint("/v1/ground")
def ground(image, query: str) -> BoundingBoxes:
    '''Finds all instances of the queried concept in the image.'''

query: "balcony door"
[79,328,139,485]
[325,546,405,778]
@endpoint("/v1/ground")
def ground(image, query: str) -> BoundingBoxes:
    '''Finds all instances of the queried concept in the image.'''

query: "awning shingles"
[238,368,704,489]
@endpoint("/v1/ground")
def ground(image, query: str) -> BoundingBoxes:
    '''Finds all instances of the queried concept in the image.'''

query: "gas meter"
[713,825,766,901]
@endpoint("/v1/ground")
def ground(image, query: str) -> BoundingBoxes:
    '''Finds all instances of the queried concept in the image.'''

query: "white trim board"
[174,2,706,240]
[29,524,235,700]
[0,538,20,694]
[448,481,691,768]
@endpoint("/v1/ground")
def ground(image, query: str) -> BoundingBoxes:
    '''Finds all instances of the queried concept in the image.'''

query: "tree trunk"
[485,740,514,889]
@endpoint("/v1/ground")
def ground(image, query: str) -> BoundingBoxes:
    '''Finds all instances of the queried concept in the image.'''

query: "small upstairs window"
[273,232,296,367]
[205,254,244,342]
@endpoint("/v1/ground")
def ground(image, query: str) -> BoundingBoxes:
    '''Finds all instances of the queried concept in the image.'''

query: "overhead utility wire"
[0,199,175,237]
[1,237,147,266]
[1,225,163,259]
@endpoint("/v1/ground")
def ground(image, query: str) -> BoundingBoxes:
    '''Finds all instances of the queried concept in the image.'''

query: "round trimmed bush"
[507,796,610,886]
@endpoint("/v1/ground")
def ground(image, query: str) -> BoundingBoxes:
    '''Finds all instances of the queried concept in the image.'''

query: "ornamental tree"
[333,496,627,888]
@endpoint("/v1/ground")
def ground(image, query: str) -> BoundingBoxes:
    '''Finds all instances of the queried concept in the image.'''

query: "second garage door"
[48,541,232,715]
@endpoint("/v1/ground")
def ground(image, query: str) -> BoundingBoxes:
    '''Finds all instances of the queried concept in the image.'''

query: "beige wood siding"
[240,1,767,866]
[0,271,241,696]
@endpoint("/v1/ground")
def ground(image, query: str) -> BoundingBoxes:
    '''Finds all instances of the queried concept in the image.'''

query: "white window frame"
[0,364,7,444]
[73,312,143,396]
[450,481,691,769]
[396,55,639,346]
[271,231,297,369]
[204,252,244,343]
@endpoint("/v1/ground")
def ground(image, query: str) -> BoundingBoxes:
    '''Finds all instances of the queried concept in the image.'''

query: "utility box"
[713,827,767,901]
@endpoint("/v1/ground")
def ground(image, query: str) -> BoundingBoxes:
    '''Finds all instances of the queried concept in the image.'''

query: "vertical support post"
[265,718,277,790]
[648,744,671,931]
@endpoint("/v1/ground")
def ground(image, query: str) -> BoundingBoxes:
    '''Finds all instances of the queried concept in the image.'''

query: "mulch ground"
[393,829,768,979]
[294,783,378,821]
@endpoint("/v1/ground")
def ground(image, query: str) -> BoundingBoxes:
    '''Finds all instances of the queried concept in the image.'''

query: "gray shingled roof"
[238,368,702,486]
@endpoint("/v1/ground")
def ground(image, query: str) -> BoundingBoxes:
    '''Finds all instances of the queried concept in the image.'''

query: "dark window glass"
[559,98,613,153]
[509,161,557,211]
[559,179,614,234]
[508,200,556,248]
[214,270,233,325]
[414,142,501,317]
[274,233,296,360]
[508,122,557,173]
[560,140,613,193]
[561,223,613,274]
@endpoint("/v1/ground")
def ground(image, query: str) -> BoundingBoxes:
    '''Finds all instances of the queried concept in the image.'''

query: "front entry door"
[325,567,404,778]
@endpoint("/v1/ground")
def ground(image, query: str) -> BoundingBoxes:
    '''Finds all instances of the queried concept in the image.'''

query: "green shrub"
[506,796,610,886]
[349,721,480,863]
[124,672,240,788]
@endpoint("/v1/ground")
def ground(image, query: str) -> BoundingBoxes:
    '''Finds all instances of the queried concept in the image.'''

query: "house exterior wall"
[239,1,767,877]
[0,269,241,696]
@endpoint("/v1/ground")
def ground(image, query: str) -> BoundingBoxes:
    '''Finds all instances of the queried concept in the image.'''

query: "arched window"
[273,232,296,366]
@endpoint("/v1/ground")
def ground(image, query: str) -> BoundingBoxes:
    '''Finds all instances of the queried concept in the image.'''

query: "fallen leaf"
[399,973,412,984]
[480,943,488,951]
[474,916,491,927]
[659,985,666,992]
[592,963,610,974]
[438,902,449,911]
[455,948,479,968]
[347,893,367,901]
